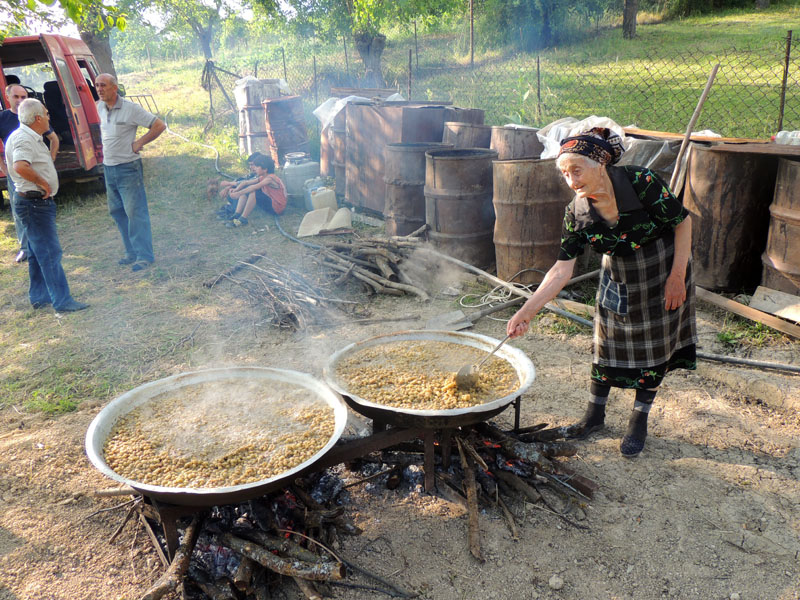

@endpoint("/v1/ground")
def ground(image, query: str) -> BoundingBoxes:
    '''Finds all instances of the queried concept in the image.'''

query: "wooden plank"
[623,127,768,144]
[708,143,800,157]
[552,298,596,318]
[696,287,800,339]
[750,286,800,324]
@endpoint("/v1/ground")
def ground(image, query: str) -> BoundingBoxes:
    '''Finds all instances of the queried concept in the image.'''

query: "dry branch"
[218,533,346,581]
[140,512,204,600]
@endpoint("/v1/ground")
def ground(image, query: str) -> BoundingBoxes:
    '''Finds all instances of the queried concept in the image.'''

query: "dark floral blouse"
[557,165,689,261]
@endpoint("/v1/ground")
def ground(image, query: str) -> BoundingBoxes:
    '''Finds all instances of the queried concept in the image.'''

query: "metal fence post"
[469,0,474,69]
[778,30,792,132]
[414,21,419,69]
[343,35,350,82]
[408,49,412,100]
[536,55,542,123]
[281,47,288,82]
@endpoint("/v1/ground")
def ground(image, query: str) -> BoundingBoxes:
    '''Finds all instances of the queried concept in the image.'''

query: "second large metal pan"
[323,330,535,428]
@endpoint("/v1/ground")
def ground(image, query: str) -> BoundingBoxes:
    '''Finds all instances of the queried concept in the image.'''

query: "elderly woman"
[507,127,697,457]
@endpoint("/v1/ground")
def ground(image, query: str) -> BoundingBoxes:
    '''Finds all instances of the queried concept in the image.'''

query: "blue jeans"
[12,192,74,310]
[7,177,29,251]
[104,159,154,263]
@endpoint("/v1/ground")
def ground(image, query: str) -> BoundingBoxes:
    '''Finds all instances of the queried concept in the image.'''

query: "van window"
[55,58,81,107]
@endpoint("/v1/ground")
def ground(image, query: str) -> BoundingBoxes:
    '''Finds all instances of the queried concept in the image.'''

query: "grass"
[715,314,787,348]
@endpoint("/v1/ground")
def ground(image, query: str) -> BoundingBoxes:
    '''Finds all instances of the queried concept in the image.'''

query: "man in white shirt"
[5,99,88,312]
[95,73,165,272]
[1,83,60,263]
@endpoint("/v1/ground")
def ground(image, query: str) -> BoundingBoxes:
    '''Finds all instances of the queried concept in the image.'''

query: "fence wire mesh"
[208,30,798,144]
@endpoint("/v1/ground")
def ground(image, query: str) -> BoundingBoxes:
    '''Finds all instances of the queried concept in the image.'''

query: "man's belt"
[18,190,45,199]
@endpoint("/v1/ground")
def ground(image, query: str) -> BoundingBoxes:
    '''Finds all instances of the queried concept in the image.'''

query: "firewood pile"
[201,234,437,331]
[312,237,430,302]
[131,473,415,600]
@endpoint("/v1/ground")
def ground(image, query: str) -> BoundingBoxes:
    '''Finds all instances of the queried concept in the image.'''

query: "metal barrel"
[490,126,544,160]
[683,145,778,292]
[263,95,309,168]
[761,158,800,294]
[442,122,492,149]
[384,142,453,237]
[493,158,573,285]
[425,148,498,267]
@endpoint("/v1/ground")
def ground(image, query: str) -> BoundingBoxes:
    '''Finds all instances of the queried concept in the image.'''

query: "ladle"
[455,334,511,389]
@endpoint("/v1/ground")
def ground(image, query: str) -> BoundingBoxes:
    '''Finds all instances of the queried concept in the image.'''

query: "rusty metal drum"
[425,148,498,267]
[493,158,573,285]
[683,144,779,292]
[384,142,453,237]
[490,126,544,160]
[761,158,800,294]
[442,122,492,149]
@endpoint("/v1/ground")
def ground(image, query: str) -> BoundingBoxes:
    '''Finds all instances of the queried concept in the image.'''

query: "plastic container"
[303,177,337,211]
[772,130,800,145]
[309,188,338,212]
[282,152,320,201]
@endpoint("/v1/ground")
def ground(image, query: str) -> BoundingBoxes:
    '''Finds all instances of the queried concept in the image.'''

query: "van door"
[39,34,98,170]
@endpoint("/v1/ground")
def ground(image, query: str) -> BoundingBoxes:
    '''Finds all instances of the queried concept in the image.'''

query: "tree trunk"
[623,0,638,39]
[539,1,555,48]
[79,28,117,77]
[755,0,770,7]
[353,31,386,88]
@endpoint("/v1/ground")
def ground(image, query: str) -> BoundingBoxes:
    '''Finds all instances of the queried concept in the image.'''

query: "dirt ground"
[1,201,799,600]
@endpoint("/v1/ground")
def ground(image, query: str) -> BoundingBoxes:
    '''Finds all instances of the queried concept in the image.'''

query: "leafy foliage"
[0,0,125,39]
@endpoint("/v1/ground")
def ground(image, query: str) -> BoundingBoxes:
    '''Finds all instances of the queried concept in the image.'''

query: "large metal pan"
[323,330,535,429]
[85,367,348,507]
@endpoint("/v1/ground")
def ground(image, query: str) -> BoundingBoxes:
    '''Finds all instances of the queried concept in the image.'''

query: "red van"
[0,34,104,193]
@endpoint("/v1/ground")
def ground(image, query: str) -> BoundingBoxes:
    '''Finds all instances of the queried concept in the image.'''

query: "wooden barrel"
[331,110,346,197]
[761,158,800,294]
[263,95,309,167]
[384,142,453,237]
[490,126,544,160]
[493,159,573,284]
[425,148,498,267]
[683,145,778,292]
[442,122,492,149]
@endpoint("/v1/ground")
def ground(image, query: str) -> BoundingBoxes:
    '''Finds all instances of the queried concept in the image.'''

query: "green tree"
[0,0,124,39]
[257,0,460,87]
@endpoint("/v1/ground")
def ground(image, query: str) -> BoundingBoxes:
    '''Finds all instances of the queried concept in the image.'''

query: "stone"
[548,574,564,590]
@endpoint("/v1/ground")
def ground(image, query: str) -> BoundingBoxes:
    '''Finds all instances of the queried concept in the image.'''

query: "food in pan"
[103,380,335,488]
[334,340,520,410]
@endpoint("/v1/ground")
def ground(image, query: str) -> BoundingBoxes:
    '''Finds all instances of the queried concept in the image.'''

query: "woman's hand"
[507,308,533,338]
[664,272,687,310]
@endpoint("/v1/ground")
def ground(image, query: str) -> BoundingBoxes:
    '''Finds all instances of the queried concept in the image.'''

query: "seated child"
[226,154,287,228]
[215,152,264,218]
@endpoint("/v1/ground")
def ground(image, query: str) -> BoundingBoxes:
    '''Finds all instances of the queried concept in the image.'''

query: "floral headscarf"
[558,127,625,165]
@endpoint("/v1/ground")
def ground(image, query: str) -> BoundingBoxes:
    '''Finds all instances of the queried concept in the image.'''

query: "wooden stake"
[697,287,800,339]
[456,438,484,562]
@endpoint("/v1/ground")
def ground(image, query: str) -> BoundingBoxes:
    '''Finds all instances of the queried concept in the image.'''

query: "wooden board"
[696,287,800,339]
[623,127,768,144]
[708,143,800,157]
[750,286,800,324]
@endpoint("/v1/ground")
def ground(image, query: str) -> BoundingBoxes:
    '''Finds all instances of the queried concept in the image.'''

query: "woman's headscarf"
[558,127,625,165]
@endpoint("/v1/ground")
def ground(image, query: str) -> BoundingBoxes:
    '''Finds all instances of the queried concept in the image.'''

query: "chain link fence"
[204,30,798,145]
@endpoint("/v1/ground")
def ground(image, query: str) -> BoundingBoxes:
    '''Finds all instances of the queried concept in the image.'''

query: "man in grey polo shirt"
[5,99,88,312]
[96,73,165,272]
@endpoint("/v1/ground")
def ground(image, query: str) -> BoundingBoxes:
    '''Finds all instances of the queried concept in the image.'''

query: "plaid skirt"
[591,234,697,389]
